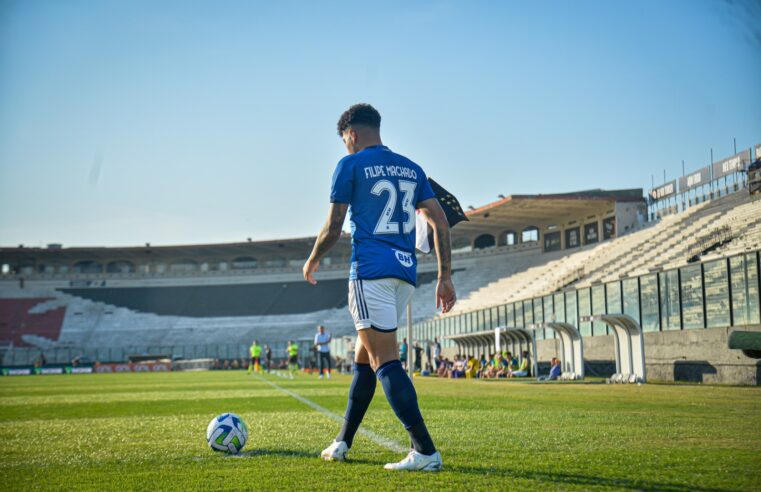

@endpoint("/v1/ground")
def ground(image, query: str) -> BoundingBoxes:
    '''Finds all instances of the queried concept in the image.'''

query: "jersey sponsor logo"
[394,249,414,268]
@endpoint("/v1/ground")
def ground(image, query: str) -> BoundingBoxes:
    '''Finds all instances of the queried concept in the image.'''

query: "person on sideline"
[248,340,262,374]
[287,340,299,379]
[314,325,332,379]
[264,344,272,373]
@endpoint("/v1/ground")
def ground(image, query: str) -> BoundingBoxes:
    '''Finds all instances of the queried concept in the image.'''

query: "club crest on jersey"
[394,250,414,268]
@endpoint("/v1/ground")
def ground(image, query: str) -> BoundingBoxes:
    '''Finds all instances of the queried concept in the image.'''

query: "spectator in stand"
[451,355,466,378]
[476,354,488,378]
[436,358,449,378]
[425,342,432,371]
[399,338,408,370]
[549,357,561,380]
[510,350,531,377]
[503,352,515,372]
[480,354,493,378]
[495,354,510,378]
[537,357,562,381]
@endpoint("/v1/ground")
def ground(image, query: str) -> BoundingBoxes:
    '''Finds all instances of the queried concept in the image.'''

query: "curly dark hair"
[336,103,381,136]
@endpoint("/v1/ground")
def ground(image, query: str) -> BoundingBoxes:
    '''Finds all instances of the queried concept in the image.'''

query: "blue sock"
[336,363,376,448]
[376,360,436,455]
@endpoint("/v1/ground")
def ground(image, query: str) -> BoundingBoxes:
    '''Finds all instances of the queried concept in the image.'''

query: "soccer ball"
[206,412,248,454]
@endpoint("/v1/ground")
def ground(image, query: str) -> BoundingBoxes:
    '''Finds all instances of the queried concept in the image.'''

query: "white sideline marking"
[255,375,406,454]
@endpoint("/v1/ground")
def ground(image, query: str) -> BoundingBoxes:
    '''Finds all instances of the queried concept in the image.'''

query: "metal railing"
[410,250,760,348]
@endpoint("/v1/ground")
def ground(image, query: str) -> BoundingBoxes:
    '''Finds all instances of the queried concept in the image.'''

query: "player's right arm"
[417,197,456,313]
[304,157,353,285]
[303,202,348,284]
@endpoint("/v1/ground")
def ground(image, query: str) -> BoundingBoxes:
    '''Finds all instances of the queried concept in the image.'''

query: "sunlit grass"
[1,371,759,491]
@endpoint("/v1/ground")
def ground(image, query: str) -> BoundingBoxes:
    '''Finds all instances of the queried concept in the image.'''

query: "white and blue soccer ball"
[206,412,248,454]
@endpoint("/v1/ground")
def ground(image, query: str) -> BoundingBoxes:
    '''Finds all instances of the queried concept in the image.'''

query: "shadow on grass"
[448,464,733,492]
[229,448,386,465]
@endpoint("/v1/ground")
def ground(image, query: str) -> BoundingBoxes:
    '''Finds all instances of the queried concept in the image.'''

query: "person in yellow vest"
[287,340,299,379]
[248,340,262,374]
[465,355,478,379]
[509,350,530,378]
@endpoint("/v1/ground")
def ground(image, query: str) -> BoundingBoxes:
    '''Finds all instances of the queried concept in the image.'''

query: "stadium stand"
[0,298,66,347]
[1,171,760,384]
[441,191,761,314]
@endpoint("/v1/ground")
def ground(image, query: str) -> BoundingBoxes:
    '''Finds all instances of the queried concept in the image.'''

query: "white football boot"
[320,440,349,462]
[384,450,442,471]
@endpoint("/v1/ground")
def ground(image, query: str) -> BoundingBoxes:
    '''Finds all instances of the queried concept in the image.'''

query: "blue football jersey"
[330,145,435,286]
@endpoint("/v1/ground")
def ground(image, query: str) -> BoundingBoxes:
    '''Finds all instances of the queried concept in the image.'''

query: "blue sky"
[1,0,759,247]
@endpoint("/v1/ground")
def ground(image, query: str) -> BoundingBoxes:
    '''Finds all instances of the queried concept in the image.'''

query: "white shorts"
[348,278,415,332]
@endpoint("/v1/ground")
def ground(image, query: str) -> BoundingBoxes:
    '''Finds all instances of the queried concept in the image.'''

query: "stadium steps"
[626,194,760,274]
[571,198,728,286]
[575,215,697,286]
[447,249,583,313]
[27,294,75,314]
[658,197,761,269]
[578,192,748,285]
[609,211,726,280]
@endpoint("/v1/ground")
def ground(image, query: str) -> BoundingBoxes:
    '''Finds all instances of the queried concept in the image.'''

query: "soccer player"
[303,103,456,471]
[287,340,299,379]
[248,340,262,374]
[314,325,332,379]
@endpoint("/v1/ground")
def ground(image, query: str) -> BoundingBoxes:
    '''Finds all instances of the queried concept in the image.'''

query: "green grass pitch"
[1,371,760,491]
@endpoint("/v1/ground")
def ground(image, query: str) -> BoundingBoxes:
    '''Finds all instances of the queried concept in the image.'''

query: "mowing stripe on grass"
[255,374,406,453]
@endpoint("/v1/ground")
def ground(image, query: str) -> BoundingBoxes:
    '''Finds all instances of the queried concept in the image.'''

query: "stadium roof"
[0,188,643,263]
[456,188,643,234]
[0,235,353,263]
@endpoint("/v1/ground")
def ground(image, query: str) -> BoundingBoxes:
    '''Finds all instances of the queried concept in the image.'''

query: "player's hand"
[303,257,320,285]
[436,278,456,314]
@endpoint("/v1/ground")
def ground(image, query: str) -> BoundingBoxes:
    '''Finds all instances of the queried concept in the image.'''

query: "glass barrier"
[660,269,681,331]
[591,284,607,335]
[622,277,641,325]
[704,259,730,328]
[640,273,660,331]
[533,298,544,340]
[553,292,565,323]
[505,303,515,327]
[410,250,759,347]
[565,290,578,328]
[680,264,704,329]
[578,288,592,336]
[730,253,760,326]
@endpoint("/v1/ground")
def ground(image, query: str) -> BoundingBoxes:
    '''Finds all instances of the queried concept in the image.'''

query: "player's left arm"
[417,197,456,313]
[303,203,348,284]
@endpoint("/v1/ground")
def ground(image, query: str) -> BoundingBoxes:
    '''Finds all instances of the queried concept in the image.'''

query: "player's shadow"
[230,449,315,459]
[230,449,384,465]
[449,464,734,492]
